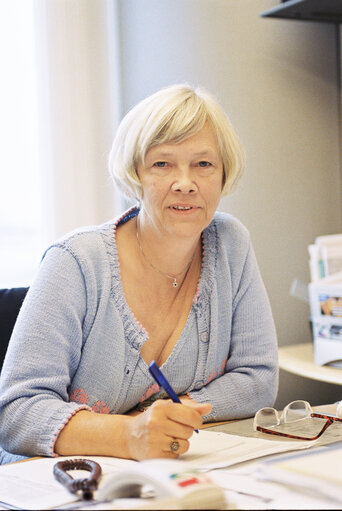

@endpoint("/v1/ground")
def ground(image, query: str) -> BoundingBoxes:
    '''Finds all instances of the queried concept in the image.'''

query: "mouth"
[169,205,198,211]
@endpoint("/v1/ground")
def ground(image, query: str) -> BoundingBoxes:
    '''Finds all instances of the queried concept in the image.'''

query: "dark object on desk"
[0,287,28,372]
[53,459,102,500]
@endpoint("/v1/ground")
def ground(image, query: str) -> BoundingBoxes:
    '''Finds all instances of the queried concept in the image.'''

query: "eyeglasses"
[253,400,342,440]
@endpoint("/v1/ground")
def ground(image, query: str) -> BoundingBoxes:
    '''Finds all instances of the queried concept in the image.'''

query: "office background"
[1,0,342,409]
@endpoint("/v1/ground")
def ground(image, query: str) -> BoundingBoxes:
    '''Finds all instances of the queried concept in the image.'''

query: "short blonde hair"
[109,84,244,200]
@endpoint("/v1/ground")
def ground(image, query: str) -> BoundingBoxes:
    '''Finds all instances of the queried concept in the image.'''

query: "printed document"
[0,430,319,509]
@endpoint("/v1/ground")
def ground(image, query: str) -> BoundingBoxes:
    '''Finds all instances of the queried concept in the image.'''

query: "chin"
[168,225,204,239]
[163,213,210,238]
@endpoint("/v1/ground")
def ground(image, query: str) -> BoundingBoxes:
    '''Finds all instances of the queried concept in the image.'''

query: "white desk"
[278,342,342,386]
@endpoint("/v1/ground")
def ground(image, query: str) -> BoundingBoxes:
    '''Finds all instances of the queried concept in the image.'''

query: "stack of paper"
[307,233,342,366]
[309,271,342,366]
[255,443,342,508]
[308,234,342,282]
[0,430,318,510]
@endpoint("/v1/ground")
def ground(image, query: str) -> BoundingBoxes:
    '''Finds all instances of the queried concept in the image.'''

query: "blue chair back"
[0,288,28,371]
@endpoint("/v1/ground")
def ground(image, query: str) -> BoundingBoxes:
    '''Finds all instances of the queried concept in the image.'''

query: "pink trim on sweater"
[91,401,110,414]
[139,383,160,403]
[113,207,149,338]
[220,357,228,375]
[193,234,205,303]
[49,405,92,457]
[205,368,218,385]
[69,387,90,404]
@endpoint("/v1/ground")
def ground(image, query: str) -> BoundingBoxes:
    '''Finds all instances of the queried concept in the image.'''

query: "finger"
[185,402,212,416]
[137,435,189,460]
[181,399,213,417]
[155,417,194,440]
[161,437,190,457]
[166,403,205,432]
[146,401,197,438]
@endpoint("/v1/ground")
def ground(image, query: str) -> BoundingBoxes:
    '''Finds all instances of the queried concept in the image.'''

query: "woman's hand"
[125,399,212,460]
[55,399,211,460]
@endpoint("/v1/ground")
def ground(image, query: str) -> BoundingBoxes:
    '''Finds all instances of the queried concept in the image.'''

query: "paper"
[0,430,320,509]
[255,443,342,507]
[308,234,342,281]
[182,430,315,470]
[0,456,136,510]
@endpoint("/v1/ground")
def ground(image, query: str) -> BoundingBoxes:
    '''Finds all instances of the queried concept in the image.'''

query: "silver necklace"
[136,221,195,288]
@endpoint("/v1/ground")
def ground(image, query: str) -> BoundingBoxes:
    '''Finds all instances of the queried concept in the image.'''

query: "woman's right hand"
[125,399,212,460]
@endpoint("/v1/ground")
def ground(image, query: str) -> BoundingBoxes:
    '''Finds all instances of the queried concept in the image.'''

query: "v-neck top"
[112,206,199,384]
[0,207,278,463]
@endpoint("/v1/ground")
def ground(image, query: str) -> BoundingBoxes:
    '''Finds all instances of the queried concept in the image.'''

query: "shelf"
[261,0,342,24]
[278,342,342,385]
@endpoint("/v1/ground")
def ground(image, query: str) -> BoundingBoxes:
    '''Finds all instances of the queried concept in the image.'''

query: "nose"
[171,167,198,194]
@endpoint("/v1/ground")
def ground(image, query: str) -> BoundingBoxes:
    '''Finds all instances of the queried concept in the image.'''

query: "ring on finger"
[170,439,180,453]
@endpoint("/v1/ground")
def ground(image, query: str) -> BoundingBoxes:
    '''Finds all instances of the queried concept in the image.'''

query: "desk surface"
[278,342,342,386]
[1,404,341,511]
[208,403,338,436]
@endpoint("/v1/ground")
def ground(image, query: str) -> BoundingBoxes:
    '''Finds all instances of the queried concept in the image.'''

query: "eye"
[153,161,168,168]
[198,161,212,168]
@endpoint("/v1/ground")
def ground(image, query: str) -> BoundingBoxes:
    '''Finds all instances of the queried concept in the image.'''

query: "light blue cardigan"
[0,207,278,463]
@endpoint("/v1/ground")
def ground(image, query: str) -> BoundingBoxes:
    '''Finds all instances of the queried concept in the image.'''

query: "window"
[0,1,42,288]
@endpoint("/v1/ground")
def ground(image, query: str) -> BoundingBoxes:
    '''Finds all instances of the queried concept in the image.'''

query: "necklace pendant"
[172,279,178,288]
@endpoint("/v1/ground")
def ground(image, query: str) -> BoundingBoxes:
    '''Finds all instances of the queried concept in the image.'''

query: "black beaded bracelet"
[53,459,102,500]
[135,392,170,412]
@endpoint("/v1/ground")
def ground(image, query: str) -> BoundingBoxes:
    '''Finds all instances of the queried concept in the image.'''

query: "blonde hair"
[109,84,244,200]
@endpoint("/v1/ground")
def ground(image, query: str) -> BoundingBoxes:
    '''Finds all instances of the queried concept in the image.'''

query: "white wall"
[118,0,342,407]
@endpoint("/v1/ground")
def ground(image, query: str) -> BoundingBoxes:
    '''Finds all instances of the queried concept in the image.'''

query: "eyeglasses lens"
[283,400,311,423]
[255,407,279,428]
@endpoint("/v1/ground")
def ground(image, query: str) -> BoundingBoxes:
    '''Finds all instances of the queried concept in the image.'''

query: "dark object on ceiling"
[261,0,342,23]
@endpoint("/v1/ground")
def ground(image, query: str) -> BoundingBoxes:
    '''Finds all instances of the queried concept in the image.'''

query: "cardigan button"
[200,332,209,342]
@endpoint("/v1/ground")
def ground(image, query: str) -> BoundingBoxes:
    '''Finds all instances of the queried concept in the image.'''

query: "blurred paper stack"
[308,234,342,367]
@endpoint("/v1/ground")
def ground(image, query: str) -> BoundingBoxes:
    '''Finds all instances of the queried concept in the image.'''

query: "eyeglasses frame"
[255,411,342,441]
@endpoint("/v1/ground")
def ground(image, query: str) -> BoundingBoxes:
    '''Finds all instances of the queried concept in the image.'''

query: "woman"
[0,84,278,464]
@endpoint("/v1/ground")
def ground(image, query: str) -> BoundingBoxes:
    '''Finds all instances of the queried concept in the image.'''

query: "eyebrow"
[148,149,217,158]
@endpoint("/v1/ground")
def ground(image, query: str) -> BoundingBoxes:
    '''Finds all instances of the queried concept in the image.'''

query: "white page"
[248,445,342,509]
[256,445,342,502]
[0,456,137,510]
[0,431,322,509]
[182,430,314,470]
[208,450,342,510]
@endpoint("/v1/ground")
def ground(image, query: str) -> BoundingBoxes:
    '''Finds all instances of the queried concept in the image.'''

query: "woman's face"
[137,123,224,240]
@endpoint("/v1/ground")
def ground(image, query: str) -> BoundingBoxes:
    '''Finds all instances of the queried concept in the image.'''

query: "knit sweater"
[0,207,278,464]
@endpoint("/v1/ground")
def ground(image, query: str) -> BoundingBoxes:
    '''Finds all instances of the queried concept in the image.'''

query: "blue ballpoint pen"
[148,360,199,433]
